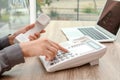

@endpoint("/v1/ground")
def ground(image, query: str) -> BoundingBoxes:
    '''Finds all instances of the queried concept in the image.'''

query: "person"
[0,24,68,75]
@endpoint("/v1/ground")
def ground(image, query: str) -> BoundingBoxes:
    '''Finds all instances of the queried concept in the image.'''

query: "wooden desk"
[1,21,120,80]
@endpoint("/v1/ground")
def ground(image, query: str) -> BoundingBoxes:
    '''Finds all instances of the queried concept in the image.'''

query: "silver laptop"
[62,0,120,42]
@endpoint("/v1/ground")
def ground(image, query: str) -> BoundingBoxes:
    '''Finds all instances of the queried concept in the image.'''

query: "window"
[0,0,106,37]
[0,0,29,37]
[36,0,106,21]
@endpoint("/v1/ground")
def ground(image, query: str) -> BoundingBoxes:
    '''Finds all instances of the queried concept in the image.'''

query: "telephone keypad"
[50,52,79,66]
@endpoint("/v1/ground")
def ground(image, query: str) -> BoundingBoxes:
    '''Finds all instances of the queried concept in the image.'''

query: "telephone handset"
[14,13,50,43]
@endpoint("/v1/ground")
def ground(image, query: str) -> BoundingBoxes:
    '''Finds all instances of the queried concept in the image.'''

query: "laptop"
[62,0,120,42]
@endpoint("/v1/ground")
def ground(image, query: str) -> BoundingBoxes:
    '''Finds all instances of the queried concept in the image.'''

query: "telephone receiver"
[14,13,50,43]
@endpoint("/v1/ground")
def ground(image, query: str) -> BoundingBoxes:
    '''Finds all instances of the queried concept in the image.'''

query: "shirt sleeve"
[0,44,25,75]
[0,35,11,50]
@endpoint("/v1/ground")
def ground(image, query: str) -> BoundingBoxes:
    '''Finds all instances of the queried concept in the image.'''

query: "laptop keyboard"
[78,28,108,40]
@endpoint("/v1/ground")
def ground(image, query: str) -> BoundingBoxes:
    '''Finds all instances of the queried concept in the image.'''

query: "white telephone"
[40,36,106,72]
[14,13,50,43]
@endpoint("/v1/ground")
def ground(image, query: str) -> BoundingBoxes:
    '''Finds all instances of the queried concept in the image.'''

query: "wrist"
[8,34,14,45]
[19,42,31,57]
[8,33,19,45]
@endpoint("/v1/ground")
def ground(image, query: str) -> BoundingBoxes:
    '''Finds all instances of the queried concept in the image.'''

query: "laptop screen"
[97,0,120,35]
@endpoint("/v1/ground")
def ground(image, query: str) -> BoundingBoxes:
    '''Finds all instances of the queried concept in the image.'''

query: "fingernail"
[65,49,68,52]
[45,57,49,61]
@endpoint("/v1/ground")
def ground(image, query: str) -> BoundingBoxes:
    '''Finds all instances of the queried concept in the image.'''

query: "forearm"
[0,44,25,75]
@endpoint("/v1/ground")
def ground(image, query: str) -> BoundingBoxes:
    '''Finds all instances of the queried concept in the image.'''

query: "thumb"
[25,23,35,31]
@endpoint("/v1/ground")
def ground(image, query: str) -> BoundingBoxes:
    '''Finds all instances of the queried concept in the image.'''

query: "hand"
[8,24,45,44]
[20,38,68,61]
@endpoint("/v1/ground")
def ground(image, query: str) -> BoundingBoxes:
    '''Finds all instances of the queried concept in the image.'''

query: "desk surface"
[1,21,120,80]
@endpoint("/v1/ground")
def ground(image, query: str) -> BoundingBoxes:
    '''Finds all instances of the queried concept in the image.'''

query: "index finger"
[51,41,68,53]
[40,30,46,33]
[59,45,68,53]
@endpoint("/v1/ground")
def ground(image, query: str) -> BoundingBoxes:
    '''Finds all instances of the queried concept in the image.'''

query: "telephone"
[14,13,50,43]
[40,36,106,72]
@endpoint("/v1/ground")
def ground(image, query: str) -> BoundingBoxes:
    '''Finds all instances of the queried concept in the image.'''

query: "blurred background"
[0,0,106,37]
